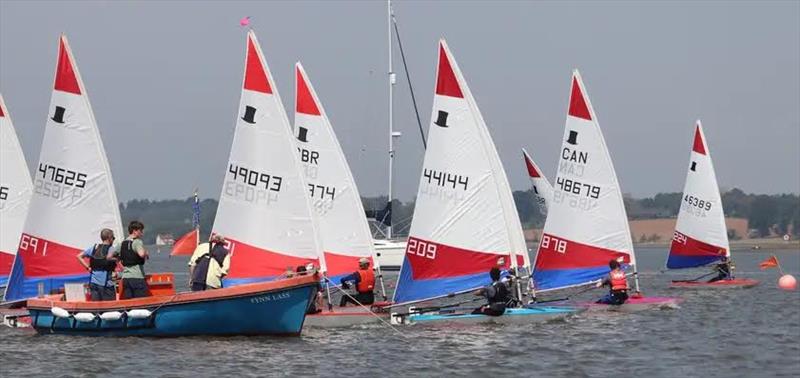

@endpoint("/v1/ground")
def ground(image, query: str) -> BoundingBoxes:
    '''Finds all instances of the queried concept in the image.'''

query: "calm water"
[2,247,798,377]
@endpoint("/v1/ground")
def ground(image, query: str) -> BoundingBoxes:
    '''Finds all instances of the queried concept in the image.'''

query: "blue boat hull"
[27,280,317,337]
[396,306,581,325]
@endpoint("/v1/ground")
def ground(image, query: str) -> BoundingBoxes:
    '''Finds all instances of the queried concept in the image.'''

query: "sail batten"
[392,40,526,304]
[4,36,123,300]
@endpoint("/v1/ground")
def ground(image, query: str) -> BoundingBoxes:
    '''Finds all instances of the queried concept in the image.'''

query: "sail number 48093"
[406,238,437,259]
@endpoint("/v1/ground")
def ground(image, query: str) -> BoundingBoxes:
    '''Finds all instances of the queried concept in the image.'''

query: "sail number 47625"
[406,238,437,259]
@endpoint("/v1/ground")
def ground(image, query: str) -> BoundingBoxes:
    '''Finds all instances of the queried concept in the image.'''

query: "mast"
[386,0,395,239]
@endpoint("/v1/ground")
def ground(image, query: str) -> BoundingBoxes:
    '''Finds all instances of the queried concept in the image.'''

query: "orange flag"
[759,255,779,270]
[171,229,199,256]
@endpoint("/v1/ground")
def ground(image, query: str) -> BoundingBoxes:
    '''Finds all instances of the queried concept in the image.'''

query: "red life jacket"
[610,270,628,291]
[356,268,375,293]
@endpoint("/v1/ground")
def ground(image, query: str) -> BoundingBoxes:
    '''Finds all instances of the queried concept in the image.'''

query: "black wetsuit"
[707,262,732,283]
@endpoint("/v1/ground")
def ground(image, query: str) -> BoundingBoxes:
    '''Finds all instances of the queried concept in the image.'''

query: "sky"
[1,0,798,203]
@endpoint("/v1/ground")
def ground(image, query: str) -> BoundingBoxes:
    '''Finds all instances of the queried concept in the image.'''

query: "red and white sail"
[532,70,635,292]
[522,148,552,216]
[0,94,33,284]
[293,63,377,280]
[5,35,123,300]
[213,31,323,284]
[666,121,729,269]
[393,40,528,304]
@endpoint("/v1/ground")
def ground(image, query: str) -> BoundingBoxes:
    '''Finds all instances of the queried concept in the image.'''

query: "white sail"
[532,70,635,292]
[522,148,552,216]
[0,94,33,283]
[293,63,377,279]
[393,40,528,304]
[667,121,729,268]
[213,31,323,284]
[5,35,123,300]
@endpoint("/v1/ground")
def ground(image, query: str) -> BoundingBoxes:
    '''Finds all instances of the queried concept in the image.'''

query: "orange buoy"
[778,274,797,291]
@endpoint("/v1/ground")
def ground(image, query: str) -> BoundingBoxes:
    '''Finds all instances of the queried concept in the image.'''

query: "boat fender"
[127,309,152,319]
[100,311,123,321]
[51,307,70,318]
[74,312,96,323]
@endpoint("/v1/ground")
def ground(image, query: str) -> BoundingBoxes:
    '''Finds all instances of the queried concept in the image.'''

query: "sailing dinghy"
[212,31,325,286]
[390,40,579,325]
[530,71,680,312]
[522,148,552,216]
[294,63,391,327]
[0,94,33,288]
[667,122,758,289]
[3,36,123,301]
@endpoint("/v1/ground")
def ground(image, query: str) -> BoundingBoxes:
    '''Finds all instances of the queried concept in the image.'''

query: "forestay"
[667,122,729,269]
[393,40,527,304]
[4,36,123,300]
[294,63,377,281]
[522,148,552,216]
[213,31,323,285]
[0,94,33,286]
[532,70,635,292]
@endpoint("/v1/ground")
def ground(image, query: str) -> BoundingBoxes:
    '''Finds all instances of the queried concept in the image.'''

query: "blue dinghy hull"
[25,275,319,337]
[392,306,582,325]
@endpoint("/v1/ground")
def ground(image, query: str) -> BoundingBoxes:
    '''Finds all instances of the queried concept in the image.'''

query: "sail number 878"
[406,238,437,259]
[541,235,568,254]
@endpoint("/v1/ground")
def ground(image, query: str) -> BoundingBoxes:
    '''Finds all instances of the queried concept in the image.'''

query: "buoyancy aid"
[356,268,375,294]
[120,240,145,267]
[89,244,117,272]
[610,270,629,291]
[488,280,511,304]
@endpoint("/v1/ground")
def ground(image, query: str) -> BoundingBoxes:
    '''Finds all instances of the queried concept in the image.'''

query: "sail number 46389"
[406,238,437,259]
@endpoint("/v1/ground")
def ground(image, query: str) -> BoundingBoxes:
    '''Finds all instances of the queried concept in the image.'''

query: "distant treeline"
[121,188,799,244]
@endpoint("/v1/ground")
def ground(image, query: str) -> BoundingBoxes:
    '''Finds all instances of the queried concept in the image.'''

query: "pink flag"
[239,16,250,27]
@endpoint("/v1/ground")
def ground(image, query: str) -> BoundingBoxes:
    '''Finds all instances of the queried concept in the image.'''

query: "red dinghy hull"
[669,278,760,289]
[580,295,683,313]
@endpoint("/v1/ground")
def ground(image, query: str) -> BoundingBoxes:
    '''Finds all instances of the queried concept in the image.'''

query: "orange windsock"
[759,255,779,270]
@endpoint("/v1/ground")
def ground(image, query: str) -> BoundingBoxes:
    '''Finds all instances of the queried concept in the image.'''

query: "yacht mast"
[386,0,395,238]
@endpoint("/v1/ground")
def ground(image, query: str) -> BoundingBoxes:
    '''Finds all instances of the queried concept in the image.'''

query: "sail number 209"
[406,238,437,259]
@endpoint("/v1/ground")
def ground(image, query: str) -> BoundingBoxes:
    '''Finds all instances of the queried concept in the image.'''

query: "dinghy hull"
[304,301,391,328]
[392,306,582,325]
[25,275,318,337]
[580,295,682,313]
[669,278,759,289]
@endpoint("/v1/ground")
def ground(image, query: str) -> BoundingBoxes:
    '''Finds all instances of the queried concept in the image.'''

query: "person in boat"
[338,257,375,307]
[707,256,733,283]
[472,267,512,316]
[75,228,119,301]
[595,259,629,305]
[119,220,150,299]
[188,233,231,291]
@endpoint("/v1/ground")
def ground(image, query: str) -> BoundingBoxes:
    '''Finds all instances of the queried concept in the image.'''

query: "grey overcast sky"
[1,0,798,203]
